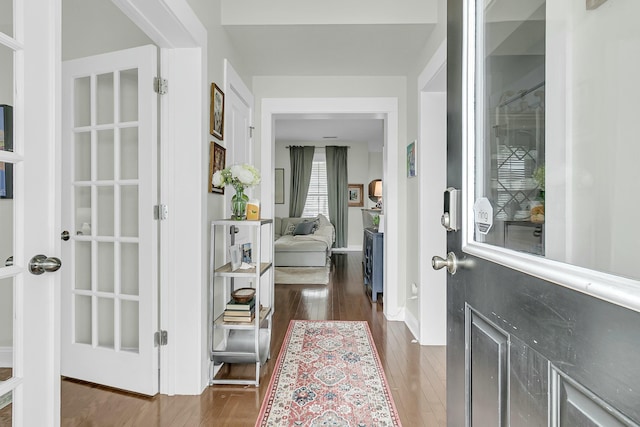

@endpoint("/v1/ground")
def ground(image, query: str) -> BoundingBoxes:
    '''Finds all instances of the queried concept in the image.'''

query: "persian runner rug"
[255,320,402,426]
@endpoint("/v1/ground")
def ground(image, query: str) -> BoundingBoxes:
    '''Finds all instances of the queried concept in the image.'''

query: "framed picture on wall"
[210,83,225,140]
[407,140,417,178]
[348,184,364,207]
[275,168,285,204]
[209,141,226,194]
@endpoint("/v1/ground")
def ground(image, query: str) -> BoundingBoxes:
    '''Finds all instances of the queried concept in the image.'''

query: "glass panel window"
[302,149,330,219]
[471,0,640,281]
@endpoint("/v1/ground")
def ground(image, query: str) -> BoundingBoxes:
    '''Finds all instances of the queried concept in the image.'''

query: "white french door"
[1,0,61,425]
[61,45,159,395]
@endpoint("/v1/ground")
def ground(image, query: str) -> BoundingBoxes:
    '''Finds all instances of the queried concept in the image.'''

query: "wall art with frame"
[210,83,225,140]
[348,184,364,207]
[407,140,417,178]
[209,141,226,194]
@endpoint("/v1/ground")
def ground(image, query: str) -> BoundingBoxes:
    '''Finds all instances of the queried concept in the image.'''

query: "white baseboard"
[332,245,362,253]
[0,346,13,368]
[404,311,420,343]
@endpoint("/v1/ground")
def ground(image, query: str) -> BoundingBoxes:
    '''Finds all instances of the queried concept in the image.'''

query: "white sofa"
[273,215,335,267]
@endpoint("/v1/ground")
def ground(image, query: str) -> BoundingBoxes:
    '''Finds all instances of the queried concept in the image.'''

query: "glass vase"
[231,187,248,220]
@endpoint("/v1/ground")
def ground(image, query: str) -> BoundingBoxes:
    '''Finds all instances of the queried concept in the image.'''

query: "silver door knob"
[29,254,62,275]
[432,252,474,275]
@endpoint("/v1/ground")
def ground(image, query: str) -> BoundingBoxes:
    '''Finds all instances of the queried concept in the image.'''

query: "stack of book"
[223,296,256,323]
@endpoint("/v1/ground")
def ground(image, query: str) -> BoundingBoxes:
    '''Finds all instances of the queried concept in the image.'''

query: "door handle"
[432,252,474,275]
[29,254,62,275]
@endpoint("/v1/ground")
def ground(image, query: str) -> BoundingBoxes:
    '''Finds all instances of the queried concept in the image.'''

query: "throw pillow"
[293,221,315,235]
[283,223,297,236]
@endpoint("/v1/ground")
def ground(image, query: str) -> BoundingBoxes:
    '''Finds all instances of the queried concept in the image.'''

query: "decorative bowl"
[231,287,255,303]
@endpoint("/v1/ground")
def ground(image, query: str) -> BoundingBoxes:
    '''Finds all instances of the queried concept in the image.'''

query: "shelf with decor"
[208,218,274,386]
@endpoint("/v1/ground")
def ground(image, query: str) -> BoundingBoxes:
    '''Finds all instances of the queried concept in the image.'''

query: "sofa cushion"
[293,221,315,235]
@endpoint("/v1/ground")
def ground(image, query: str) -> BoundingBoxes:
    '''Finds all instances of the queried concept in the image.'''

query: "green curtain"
[326,146,348,248]
[288,146,315,217]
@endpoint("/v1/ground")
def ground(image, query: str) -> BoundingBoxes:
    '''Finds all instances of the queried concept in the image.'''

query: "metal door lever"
[432,252,473,275]
[29,254,62,275]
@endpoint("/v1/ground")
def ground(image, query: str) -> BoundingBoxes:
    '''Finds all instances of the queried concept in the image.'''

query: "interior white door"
[61,45,159,395]
[224,71,254,267]
[0,0,60,424]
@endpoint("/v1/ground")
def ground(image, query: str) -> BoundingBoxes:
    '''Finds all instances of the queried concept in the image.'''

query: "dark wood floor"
[60,252,446,426]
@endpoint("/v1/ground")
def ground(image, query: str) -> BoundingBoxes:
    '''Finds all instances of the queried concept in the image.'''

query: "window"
[302,149,329,219]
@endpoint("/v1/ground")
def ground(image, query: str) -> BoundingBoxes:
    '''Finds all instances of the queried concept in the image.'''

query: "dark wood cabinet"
[363,228,383,302]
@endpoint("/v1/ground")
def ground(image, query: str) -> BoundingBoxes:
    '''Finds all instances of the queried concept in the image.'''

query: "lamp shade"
[373,181,382,197]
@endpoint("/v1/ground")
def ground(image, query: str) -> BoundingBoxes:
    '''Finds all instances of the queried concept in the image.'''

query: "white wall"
[62,0,152,60]
[273,140,373,249]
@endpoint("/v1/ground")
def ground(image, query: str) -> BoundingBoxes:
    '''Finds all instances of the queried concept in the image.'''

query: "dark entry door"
[446,0,640,425]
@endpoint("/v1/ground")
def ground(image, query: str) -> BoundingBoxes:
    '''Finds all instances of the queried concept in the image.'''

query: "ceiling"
[223,22,435,151]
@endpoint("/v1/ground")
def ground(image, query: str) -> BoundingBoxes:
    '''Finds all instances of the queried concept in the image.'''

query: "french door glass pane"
[97,242,114,293]
[74,77,90,128]
[74,241,91,291]
[121,300,139,353]
[0,278,13,381]
[97,129,114,181]
[0,391,12,425]
[120,127,138,180]
[74,131,91,181]
[96,73,114,125]
[74,186,91,236]
[97,186,114,236]
[97,297,114,349]
[121,185,138,237]
[75,295,92,345]
[0,0,13,38]
[473,0,640,281]
[121,243,139,296]
[120,69,138,122]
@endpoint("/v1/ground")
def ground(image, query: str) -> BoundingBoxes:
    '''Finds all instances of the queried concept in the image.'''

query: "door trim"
[416,39,447,345]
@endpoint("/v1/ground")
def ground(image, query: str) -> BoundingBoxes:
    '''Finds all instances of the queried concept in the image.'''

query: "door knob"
[432,252,473,275]
[29,254,62,275]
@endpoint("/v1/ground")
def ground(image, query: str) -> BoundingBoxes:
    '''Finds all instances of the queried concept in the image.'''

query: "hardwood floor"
[60,252,446,426]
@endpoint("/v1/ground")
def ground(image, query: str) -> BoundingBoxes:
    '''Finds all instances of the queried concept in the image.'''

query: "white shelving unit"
[208,218,274,386]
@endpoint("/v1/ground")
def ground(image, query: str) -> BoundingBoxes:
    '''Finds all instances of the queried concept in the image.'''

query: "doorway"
[260,97,402,319]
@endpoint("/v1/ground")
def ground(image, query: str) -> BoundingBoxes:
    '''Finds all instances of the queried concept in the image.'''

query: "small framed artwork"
[209,141,226,194]
[275,168,285,204]
[348,184,364,207]
[210,83,225,140]
[407,140,417,178]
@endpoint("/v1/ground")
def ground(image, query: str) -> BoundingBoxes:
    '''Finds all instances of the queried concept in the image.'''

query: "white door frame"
[260,98,401,319]
[417,40,447,345]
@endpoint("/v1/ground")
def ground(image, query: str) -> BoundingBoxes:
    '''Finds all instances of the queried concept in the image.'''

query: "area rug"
[274,265,330,285]
[255,320,402,426]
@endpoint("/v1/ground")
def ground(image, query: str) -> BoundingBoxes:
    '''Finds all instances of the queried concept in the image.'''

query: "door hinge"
[154,330,168,347]
[154,77,168,95]
[249,126,255,138]
[154,204,169,220]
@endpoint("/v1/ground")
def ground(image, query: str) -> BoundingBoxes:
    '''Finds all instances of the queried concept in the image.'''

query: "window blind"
[302,151,329,219]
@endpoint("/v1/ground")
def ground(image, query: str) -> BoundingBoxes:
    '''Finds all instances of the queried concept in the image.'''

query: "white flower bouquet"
[212,164,261,193]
